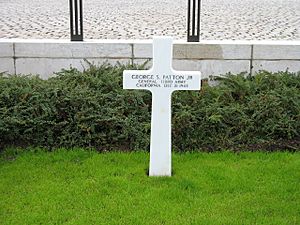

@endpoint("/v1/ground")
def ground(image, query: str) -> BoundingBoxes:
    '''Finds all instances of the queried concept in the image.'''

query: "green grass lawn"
[0,150,299,225]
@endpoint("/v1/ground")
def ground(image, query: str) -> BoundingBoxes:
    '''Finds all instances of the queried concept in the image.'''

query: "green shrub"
[172,71,300,151]
[0,65,299,152]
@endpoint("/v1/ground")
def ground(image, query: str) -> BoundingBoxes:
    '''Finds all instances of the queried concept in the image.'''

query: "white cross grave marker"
[123,37,201,176]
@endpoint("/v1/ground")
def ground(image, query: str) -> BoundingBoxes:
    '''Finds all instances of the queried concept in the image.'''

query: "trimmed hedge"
[0,64,299,151]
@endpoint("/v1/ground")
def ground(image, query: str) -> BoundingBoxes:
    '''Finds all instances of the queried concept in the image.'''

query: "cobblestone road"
[0,0,299,40]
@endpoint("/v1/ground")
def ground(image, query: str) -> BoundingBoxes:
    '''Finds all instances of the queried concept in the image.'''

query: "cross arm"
[123,69,155,91]
[167,69,201,91]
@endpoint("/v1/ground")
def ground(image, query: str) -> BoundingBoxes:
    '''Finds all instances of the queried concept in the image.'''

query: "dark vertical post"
[69,0,83,41]
[187,0,201,42]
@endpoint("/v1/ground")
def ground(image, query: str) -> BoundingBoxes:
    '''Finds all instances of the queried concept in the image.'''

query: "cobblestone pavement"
[0,0,299,40]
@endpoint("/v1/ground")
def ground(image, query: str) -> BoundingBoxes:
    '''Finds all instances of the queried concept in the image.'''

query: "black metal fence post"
[69,0,83,41]
[187,0,201,42]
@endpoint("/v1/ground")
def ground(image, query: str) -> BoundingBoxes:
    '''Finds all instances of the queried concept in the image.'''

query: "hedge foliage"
[0,64,299,151]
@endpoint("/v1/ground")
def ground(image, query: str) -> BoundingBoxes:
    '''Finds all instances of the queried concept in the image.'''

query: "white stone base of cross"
[123,37,201,176]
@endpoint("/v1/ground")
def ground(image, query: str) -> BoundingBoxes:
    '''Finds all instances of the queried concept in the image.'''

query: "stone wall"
[0,39,299,79]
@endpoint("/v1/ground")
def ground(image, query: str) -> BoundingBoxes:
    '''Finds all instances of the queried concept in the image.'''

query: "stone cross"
[123,37,201,176]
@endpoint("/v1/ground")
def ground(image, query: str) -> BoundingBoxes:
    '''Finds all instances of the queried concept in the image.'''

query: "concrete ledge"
[15,42,132,58]
[16,58,131,79]
[0,58,14,74]
[133,44,152,59]
[134,43,251,60]
[173,44,251,60]
[174,60,250,79]
[0,39,299,78]
[0,43,14,57]
[253,60,300,73]
[134,59,250,79]
[253,44,300,60]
